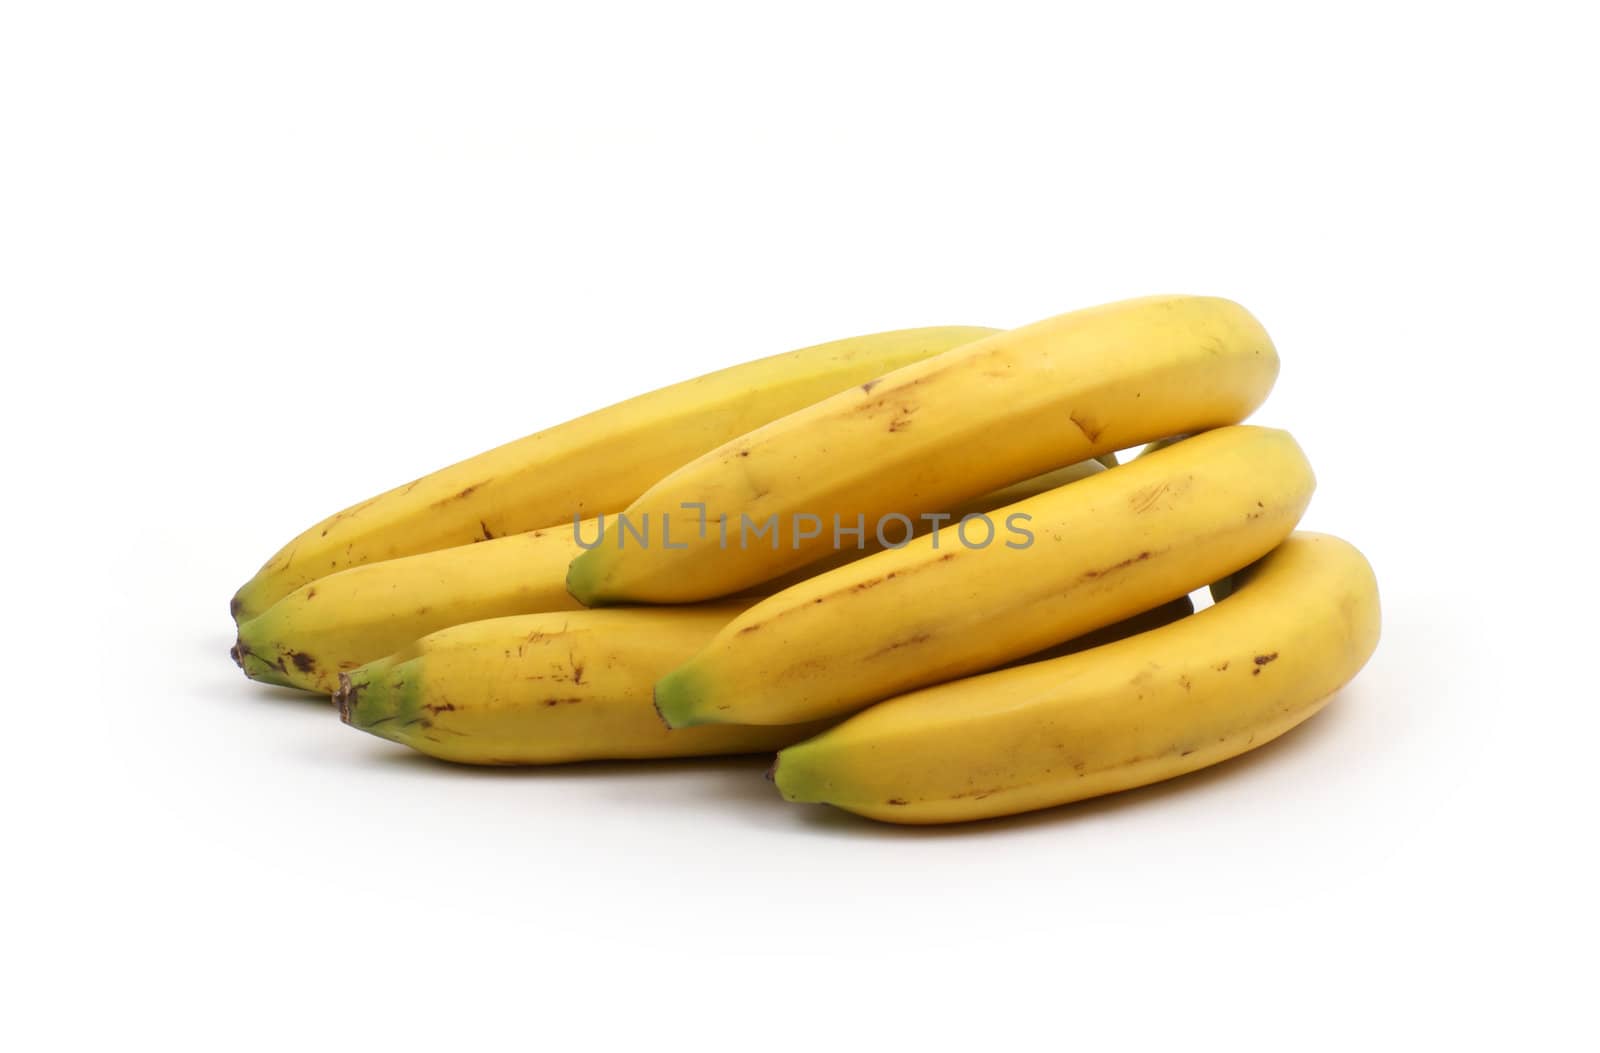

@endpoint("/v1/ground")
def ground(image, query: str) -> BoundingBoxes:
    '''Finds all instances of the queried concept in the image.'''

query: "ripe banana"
[232,521,590,693]
[235,460,1108,694]
[568,295,1279,605]
[654,425,1314,727]
[336,605,832,764]
[230,325,998,622]
[772,532,1381,823]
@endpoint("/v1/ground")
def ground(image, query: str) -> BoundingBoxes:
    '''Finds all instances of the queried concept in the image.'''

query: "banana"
[230,325,998,622]
[234,460,1108,694]
[756,457,1106,589]
[232,521,590,693]
[567,295,1278,605]
[654,425,1313,727]
[772,532,1380,823]
[1018,593,1194,662]
[336,605,832,765]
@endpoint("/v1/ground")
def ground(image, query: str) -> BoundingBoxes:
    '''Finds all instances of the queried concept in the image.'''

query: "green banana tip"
[768,748,821,804]
[232,638,296,689]
[565,551,623,609]
[652,668,705,730]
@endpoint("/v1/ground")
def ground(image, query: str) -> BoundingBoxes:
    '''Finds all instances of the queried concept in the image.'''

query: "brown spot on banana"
[866,632,933,659]
[1129,482,1170,514]
[1080,550,1155,581]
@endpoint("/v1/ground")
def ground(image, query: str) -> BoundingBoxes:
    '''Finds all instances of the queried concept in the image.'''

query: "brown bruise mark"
[1214,660,1230,671]
[478,520,495,541]
[887,798,908,806]
[887,406,917,432]
[422,701,457,715]
[334,672,364,723]
[861,378,882,394]
[866,631,932,659]
[1069,412,1103,443]
[855,373,938,415]
[1129,481,1170,514]
[569,651,586,685]
[515,628,548,657]
[305,587,317,601]
[543,697,585,707]
[288,651,316,673]
[1254,652,1279,665]
[1080,550,1153,580]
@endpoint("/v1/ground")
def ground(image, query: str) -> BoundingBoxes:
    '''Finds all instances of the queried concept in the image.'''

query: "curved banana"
[234,460,1108,694]
[654,425,1313,727]
[568,295,1278,604]
[230,325,998,622]
[336,606,831,765]
[233,521,589,693]
[772,532,1380,823]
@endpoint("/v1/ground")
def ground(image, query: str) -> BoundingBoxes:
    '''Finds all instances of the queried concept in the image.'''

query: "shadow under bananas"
[235,681,327,706]
[349,745,778,787]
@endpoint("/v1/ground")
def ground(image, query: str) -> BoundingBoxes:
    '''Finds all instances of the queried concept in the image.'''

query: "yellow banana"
[568,295,1278,605]
[1019,593,1194,662]
[654,425,1313,727]
[772,532,1380,823]
[232,521,590,693]
[336,605,831,765]
[230,325,998,622]
[757,457,1106,589]
[234,461,1108,694]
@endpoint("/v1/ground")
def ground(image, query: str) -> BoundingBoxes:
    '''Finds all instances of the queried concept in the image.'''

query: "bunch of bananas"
[232,296,1379,824]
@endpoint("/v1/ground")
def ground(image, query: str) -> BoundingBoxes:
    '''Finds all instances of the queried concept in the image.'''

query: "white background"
[4,1,1596,1049]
